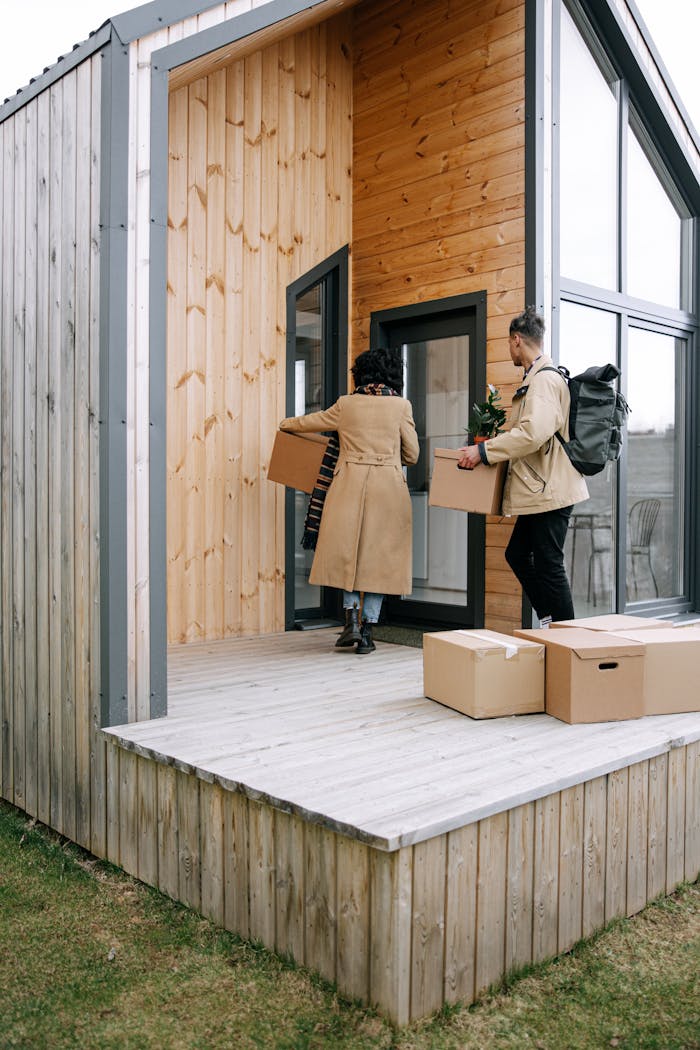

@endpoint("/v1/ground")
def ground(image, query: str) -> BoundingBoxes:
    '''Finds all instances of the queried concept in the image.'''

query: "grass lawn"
[0,799,698,1050]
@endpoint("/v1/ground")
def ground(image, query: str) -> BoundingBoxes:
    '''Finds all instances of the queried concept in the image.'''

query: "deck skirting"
[104,736,700,1023]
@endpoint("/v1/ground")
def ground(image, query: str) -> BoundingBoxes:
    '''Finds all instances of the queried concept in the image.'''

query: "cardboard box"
[423,629,544,718]
[612,628,700,715]
[429,448,507,515]
[514,628,645,724]
[550,614,668,632]
[267,430,329,494]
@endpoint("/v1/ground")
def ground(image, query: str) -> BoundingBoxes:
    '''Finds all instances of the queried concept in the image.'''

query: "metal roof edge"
[0,21,113,124]
[108,0,230,43]
[151,0,346,73]
[622,0,700,159]
[583,0,700,205]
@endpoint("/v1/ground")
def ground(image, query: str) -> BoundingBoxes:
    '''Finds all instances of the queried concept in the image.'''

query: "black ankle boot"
[335,604,361,648]
[355,620,376,654]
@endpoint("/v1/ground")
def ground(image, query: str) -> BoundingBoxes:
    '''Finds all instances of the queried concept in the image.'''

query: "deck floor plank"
[103,631,700,851]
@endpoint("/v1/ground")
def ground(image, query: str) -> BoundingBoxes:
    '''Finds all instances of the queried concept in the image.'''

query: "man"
[458,306,589,624]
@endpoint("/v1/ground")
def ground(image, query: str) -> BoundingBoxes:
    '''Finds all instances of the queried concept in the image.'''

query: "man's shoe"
[335,604,361,647]
[355,620,376,655]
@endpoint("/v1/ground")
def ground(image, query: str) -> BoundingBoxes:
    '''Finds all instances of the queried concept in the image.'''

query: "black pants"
[505,506,575,623]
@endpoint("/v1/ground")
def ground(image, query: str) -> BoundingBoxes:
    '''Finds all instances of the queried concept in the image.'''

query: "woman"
[279,347,419,653]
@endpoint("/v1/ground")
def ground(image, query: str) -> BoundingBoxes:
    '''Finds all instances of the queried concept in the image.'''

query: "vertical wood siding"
[165,15,353,644]
[0,58,102,844]
[126,1,260,711]
[104,738,700,1024]
[352,0,526,633]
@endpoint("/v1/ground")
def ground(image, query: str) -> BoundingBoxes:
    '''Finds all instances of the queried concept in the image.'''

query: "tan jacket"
[482,356,589,515]
[280,394,420,594]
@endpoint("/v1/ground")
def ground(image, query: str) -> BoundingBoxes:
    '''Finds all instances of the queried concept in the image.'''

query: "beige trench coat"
[482,355,589,515]
[279,394,420,594]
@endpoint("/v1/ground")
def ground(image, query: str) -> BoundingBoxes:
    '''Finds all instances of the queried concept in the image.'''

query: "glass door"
[370,296,486,628]
[285,248,347,628]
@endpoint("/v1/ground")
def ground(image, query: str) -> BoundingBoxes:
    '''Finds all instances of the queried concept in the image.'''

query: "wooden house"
[1,0,699,1022]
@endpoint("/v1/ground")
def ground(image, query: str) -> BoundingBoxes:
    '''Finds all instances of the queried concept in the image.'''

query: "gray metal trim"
[524,0,545,316]
[0,24,112,124]
[99,31,131,728]
[551,0,562,355]
[110,0,226,44]
[522,0,545,629]
[150,0,347,74]
[559,278,698,330]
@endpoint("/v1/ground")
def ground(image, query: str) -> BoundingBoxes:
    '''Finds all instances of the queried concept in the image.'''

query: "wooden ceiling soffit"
[168,0,362,91]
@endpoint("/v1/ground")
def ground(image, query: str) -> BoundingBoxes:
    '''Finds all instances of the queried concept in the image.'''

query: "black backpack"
[539,363,630,477]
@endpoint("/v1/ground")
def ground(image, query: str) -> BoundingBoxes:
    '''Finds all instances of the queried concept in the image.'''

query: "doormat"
[373,624,425,649]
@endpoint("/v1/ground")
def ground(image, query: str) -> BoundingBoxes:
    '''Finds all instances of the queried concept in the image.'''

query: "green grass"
[1,799,698,1050]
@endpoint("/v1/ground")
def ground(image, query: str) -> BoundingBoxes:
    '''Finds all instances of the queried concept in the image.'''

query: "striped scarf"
[300,383,399,550]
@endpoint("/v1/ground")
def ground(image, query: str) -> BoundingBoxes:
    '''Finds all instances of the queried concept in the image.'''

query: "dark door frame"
[370,291,489,629]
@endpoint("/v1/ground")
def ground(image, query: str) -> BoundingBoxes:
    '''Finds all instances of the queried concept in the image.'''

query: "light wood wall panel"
[166,15,353,644]
[103,737,700,1024]
[0,57,102,845]
[352,0,526,632]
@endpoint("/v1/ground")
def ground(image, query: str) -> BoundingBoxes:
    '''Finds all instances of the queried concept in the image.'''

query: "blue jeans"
[343,590,383,623]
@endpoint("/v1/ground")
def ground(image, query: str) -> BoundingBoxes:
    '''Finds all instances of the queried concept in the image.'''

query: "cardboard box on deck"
[267,431,329,494]
[423,629,544,718]
[514,628,645,724]
[429,448,507,515]
[550,614,668,632]
[611,627,700,715]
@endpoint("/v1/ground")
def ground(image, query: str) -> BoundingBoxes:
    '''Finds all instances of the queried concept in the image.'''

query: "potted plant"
[466,384,507,443]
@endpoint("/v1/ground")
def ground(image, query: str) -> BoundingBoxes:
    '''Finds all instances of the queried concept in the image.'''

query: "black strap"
[528,366,569,447]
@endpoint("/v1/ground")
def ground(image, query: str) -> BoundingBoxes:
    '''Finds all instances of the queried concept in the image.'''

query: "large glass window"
[559,3,618,289]
[557,1,695,616]
[627,125,683,308]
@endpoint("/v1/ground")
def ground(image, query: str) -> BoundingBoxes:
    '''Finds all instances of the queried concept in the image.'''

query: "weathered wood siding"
[352,0,526,633]
[104,735,700,1023]
[0,57,103,849]
[166,15,353,644]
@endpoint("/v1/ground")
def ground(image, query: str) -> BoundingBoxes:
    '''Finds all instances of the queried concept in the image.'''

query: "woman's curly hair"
[351,347,404,394]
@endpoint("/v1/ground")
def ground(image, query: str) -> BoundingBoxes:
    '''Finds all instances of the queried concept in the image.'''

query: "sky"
[1,0,699,133]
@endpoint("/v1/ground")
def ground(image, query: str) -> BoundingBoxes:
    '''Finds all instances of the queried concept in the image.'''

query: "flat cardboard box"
[612,627,700,715]
[423,629,544,718]
[514,628,645,724]
[550,614,668,632]
[267,430,329,494]
[429,448,507,515]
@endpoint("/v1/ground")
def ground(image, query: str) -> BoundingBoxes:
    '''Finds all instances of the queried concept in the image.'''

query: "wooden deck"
[103,630,700,1022]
